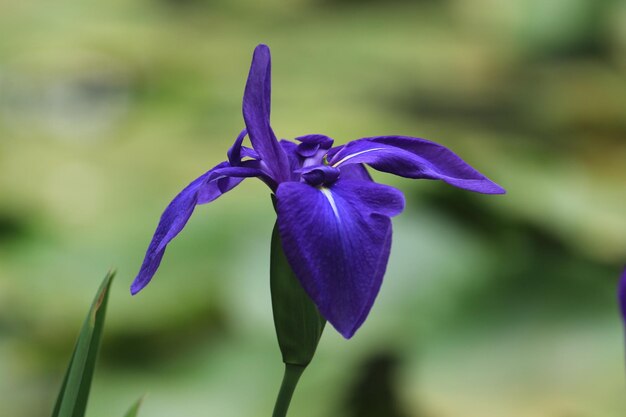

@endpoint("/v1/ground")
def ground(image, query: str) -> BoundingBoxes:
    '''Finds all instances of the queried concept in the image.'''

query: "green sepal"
[51,271,115,417]
[270,214,325,367]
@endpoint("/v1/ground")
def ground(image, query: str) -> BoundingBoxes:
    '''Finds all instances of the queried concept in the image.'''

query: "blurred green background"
[1,0,625,416]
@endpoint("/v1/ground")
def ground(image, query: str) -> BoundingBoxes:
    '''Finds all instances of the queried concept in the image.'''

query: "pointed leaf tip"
[123,396,145,417]
[51,271,115,417]
[92,271,114,317]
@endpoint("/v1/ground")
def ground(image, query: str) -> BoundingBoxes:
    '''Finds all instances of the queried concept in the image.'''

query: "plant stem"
[272,364,306,417]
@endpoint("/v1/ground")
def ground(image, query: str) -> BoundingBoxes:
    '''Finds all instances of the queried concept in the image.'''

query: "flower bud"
[270,210,325,366]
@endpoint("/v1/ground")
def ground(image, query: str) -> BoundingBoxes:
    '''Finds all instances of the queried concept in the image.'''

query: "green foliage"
[51,271,115,417]
[122,397,144,417]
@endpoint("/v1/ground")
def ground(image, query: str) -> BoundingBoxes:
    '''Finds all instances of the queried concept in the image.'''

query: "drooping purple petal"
[131,163,263,295]
[197,164,264,203]
[617,268,626,323]
[276,179,405,338]
[242,44,291,183]
[329,136,505,194]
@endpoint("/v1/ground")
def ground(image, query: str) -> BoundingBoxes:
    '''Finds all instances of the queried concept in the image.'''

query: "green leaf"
[270,219,325,367]
[123,396,144,417]
[51,271,115,417]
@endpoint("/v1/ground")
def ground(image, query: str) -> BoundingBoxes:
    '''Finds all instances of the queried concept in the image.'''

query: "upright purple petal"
[227,129,246,165]
[242,44,290,183]
[227,129,255,165]
[619,267,626,323]
[131,164,263,295]
[276,179,405,338]
[330,136,505,194]
[279,139,301,173]
[325,145,342,162]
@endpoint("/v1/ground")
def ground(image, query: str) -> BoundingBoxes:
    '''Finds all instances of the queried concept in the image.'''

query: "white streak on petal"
[332,148,385,167]
[320,187,340,221]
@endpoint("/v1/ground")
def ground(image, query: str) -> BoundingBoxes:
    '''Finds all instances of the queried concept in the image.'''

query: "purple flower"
[131,44,505,338]
[617,267,626,322]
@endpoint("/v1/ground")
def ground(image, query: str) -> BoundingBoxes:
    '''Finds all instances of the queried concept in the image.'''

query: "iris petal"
[279,139,302,174]
[131,163,263,295]
[330,136,505,194]
[227,129,247,165]
[338,163,372,182]
[276,179,405,338]
[618,268,626,322]
[226,129,259,164]
[242,44,291,183]
[196,164,264,204]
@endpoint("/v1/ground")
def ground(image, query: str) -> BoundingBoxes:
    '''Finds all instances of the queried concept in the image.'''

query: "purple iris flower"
[131,44,505,338]
[617,267,626,323]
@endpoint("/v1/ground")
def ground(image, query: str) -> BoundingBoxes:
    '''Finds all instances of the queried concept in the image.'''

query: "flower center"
[301,165,340,187]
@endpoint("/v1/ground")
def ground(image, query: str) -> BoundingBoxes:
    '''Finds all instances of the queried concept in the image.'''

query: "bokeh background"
[1,0,625,416]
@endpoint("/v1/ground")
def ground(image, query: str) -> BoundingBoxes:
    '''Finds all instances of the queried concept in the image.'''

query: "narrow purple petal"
[617,268,626,323]
[227,129,248,165]
[329,136,505,194]
[242,44,290,183]
[226,129,258,165]
[276,179,405,338]
[131,163,263,295]
[197,165,264,204]
[325,145,342,162]
[216,176,245,196]
[279,139,301,173]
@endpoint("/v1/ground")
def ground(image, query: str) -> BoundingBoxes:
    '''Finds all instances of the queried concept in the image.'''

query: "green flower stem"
[272,364,306,417]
